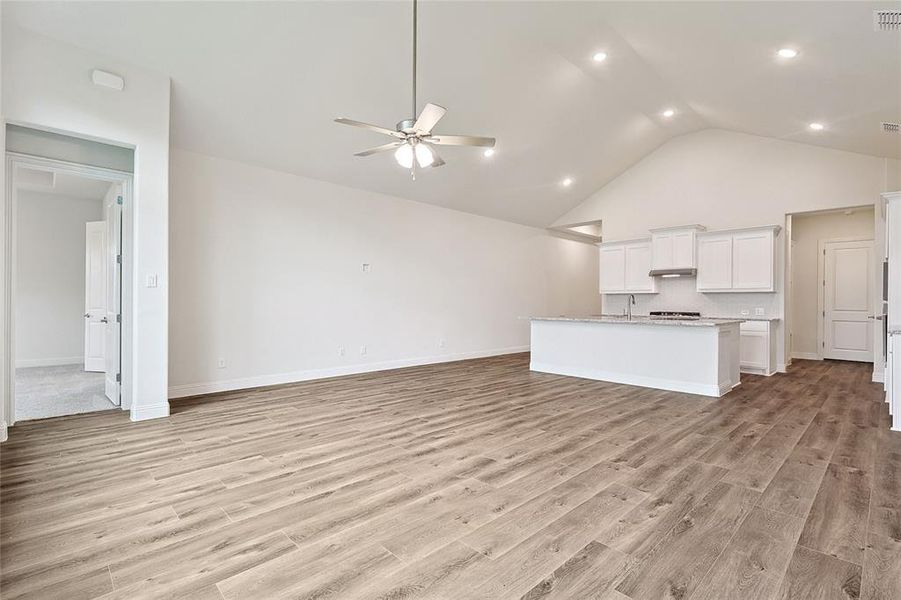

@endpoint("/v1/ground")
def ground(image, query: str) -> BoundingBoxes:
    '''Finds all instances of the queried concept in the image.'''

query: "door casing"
[3,152,133,425]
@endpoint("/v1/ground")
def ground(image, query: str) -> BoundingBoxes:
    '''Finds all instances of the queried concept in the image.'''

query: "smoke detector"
[874,10,901,30]
[882,122,901,134]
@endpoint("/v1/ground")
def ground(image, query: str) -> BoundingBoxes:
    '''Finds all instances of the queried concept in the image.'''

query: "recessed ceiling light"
[483,148,495,158]
[561,177,573,187]
[777,48,799,59]
[809,122,825,131]
[662,108,675,118]
[592,51,608,63]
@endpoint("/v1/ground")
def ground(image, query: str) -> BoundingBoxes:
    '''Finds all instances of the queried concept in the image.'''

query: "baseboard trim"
[168,346,530,399]
[529,361,726,398]
[791,352,821,361]
[15,356,82,369]
[0,421,7,443]
[873,371,885,384]
[130,402,170,422]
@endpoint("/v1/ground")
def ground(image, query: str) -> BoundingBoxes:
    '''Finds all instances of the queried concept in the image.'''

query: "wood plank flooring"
[1,354,899,600]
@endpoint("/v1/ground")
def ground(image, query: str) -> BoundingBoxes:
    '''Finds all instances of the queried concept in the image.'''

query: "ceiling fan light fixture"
[777,48,799,59]
[592,51,608,63]
[395,143,414,168]
[414,143,435,167]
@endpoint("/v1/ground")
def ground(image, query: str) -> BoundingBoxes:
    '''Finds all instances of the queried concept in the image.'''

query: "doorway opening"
[11,163,125,420]
[787,205,877,367]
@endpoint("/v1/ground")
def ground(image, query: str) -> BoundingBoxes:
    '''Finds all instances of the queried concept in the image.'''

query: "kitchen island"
[530,315,743,397]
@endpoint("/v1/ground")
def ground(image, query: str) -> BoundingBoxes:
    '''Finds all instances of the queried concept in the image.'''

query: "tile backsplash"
[603,275,780,318]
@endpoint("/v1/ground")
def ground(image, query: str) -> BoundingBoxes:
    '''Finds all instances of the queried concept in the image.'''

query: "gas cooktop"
[648,311,702,320]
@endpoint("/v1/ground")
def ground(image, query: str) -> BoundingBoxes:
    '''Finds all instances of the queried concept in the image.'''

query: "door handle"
[100,317,109,323]
[868,315,885,320]
[84,313,91,318]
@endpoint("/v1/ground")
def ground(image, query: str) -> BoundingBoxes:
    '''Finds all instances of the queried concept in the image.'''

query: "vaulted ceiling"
[4,1,900,226]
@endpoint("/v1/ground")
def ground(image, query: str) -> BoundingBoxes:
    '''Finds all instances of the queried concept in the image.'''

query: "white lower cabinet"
[739,321,776,375]
[889,333,899,431]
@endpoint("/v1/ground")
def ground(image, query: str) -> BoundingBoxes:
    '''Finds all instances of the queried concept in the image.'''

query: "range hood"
[648,267,697,278]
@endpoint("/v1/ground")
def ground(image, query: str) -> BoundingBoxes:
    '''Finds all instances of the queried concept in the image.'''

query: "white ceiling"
[16,168,112,201]
[5,1,900,227]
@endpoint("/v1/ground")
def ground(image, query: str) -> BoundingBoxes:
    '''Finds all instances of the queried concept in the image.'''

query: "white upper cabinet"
[598,239,657,294]
[697,226,779,292]
[650,225,705,272]
[697,233,733,291]
[733,230,774,290]
[599,245,626,293]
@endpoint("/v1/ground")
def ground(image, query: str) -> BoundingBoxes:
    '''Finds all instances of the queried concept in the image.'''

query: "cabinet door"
[651,233,673,270]
[733,231,774,291]
[672,231,695,269]
[624,243,655,293]
[740,330,768,369]
[697,235,733,291]
[599,246,625,293]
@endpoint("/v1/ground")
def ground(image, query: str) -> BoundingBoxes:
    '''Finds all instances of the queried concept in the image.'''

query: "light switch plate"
[146,274,158,288]
[740,309,750,316]
[755,307,765,316]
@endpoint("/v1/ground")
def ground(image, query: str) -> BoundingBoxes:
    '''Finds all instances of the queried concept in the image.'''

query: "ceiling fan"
[334,0,496,180]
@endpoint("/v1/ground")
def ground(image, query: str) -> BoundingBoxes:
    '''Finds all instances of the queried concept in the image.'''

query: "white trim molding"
[169,346,530,400]
[3,152,135,429]
[1,420,7,443]
[130,402,169,422]
[791,352,821,361]
[15,356,82,369]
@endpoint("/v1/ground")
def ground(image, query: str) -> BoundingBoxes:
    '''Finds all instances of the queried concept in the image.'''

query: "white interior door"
[104,188,122,404]
[84,221,107,372]
[824,239,874,362]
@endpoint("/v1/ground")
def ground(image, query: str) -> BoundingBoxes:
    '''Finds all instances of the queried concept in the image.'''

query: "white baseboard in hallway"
[15,356,83,369]
[168,346,530,399]
[792,352,821,361]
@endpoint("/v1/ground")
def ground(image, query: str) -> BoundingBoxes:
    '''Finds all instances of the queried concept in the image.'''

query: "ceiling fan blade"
[428,134,496,148]
[335,118,404,138]
[354,141,403,157]
[413,103,447,133]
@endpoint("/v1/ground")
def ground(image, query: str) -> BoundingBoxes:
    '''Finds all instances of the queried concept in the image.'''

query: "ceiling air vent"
[883,122,901,134]
[874,10,901,30]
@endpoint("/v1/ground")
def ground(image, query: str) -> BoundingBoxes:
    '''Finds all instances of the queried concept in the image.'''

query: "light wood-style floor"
[1,354,899,600]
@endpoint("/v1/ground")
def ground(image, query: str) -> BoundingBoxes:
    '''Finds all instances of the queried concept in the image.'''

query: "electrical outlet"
[360,345,367,356]
[145,274,159,288]
[217,358,226,369]
[338,346,345,357]
[362,263,371,273]
[438,338,446,348]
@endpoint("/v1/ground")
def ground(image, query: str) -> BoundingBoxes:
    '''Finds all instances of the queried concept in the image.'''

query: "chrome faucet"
[627,294,636,321]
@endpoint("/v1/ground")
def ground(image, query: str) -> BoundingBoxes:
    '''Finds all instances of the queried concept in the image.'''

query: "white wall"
[169,148,599,397]
[16,191,104,367]
[2,25,170,421]
[558,129,899,237]
[791,208,875,358]
[557,129,899,371]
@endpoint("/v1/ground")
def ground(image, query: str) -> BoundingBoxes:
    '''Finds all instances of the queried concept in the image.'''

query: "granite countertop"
[530,314,744,327]
[709,315,781,322]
